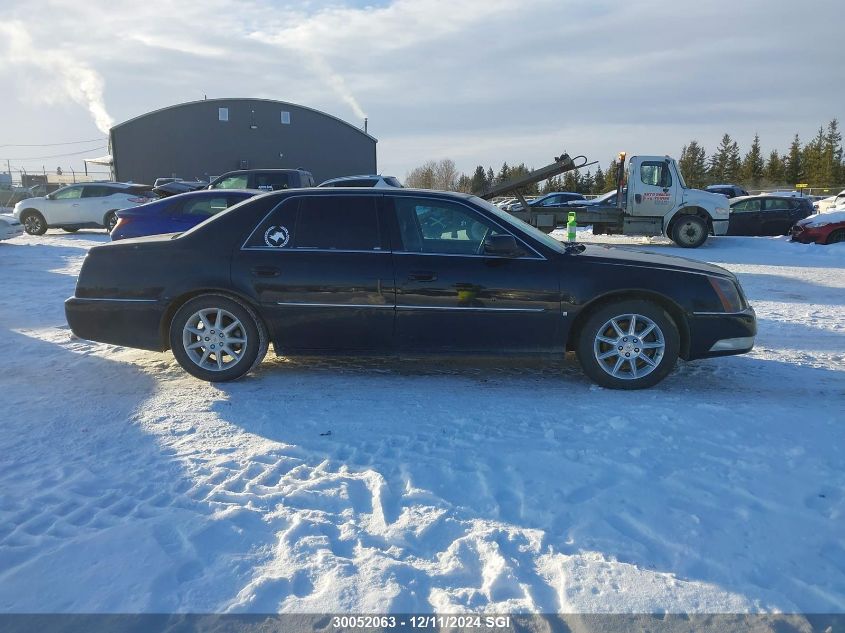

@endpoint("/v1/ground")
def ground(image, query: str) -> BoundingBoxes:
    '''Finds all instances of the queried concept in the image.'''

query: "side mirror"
[45,193,53,200]
[483,234,520,256]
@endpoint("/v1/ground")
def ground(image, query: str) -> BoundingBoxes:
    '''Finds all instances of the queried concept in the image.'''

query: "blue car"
[111,189,260,240]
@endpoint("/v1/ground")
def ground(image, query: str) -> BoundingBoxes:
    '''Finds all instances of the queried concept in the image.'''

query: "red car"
[791,211,845,245]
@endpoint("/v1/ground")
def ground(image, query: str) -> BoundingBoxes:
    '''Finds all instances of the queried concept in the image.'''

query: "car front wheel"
[169,294,268,382]
[104,211,118,232]
[21,210,47,235]
[576,299,680,389]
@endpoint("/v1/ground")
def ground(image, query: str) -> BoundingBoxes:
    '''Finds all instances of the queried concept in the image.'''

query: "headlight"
[715,207,729,216]
[708,276,744,312]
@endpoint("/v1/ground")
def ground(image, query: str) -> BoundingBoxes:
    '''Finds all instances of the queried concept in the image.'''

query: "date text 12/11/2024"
[332,615,513,629]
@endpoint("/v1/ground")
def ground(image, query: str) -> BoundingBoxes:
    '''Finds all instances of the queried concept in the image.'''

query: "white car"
[0,214,24,241]
[13,182,155,235]
[815,190,845,214]
[317,174,402,188]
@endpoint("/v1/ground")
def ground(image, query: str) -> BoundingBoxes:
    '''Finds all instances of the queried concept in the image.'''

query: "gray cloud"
[0,0,841,178]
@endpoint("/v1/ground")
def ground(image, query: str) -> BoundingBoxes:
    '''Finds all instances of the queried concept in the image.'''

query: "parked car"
[568,190,621,207]
[65,189,756,390]
[814,190,845,214]
[318,175,402,188]
[111,189,261,240]
[791,210,845,245]
[509,192,586,211]
[0,214,24,241]
[706,184,749,199]
[727,195,813,236]
[13,182,156,235]
[153,179,208,197]
[208,169,314,192]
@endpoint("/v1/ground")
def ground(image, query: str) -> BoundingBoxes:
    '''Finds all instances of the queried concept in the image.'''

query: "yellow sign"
[795,183,808,188]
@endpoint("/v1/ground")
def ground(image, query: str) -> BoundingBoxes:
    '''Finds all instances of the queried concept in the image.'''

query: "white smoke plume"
[0,21,114,134]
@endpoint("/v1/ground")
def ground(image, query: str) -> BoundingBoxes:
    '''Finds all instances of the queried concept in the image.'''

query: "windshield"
[469,196,567,254]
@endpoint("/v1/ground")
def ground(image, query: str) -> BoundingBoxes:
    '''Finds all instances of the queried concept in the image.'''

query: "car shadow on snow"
[204,351,845,614]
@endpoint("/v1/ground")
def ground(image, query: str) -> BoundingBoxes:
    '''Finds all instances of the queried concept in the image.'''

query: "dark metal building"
[110,98,377,185]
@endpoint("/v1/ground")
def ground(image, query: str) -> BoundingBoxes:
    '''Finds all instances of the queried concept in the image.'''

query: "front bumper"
[711,219,729,236]
[790,224,824,244]
[65,296,167,351]
[686,306,756,360]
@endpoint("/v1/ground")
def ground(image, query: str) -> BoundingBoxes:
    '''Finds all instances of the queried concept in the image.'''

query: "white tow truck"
[482,152,731,248]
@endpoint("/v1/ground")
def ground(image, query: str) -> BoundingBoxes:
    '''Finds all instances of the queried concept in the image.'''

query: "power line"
[0,138,107,148]
[4,146,107,161]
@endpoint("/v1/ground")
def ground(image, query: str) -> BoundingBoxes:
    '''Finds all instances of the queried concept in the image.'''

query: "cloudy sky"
[0,0,841,181]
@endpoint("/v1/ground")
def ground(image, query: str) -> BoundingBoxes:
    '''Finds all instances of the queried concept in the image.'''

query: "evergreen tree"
[740,133,764,188]
[592,166,605,194]
[604,158,619,191]
[485,167,495,188]
[496,162,510,186]
[562,169,579,192]
[469,165,488,194]
[726,140,741,182]
[802,127,826,187]
[679,140,708,188]
[784,134,803,186]
[824,119,843,186]
[708,134,735,183]
[456,174,472,193]
[763,150,785,187]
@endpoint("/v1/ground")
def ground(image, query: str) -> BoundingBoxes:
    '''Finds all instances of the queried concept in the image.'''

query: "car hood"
[572,244,735,279]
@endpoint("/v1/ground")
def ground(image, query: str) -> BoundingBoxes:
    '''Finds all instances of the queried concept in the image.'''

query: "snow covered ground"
[0,229,843,615]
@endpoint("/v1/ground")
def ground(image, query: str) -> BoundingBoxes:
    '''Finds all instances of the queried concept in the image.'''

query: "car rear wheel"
[575,299,680,389]
[827,229,845,244]
[21,210,47,236]
[671,215,708,248]
[104,211,118,232]
[169,294,268,382]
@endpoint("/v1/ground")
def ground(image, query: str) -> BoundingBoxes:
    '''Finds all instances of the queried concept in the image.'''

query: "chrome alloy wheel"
[593,313,666,380]
[24,214,43,233]
[182,308,248,372]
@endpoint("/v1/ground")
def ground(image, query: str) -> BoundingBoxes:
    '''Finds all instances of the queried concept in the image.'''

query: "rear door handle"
[408,270,436,282]
[251,266,281,277]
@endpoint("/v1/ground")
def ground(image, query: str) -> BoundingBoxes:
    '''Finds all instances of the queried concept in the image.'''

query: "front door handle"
[251,266,280,277]
[408,270,436,282]
[635,194,642,204]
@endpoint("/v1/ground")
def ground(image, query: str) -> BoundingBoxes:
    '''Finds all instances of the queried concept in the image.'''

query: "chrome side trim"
[73,297,158,303]
[391,251,542,261]
[692,310,752,316]
[243,247,388,254]
[276,302,393,309]
[396,305,546,313]
[273,302,546,313]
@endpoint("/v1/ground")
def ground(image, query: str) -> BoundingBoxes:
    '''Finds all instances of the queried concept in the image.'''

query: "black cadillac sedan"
[65,189,756,389]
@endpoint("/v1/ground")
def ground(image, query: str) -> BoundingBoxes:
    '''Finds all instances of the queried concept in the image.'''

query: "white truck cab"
[511,153,730,248]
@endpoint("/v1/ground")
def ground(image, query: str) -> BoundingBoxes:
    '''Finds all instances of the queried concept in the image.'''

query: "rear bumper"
[686,306,756,360]
[65,296,167,351]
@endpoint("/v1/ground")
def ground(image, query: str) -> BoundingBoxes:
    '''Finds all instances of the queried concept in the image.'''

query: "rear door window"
[296,196,380,250]
[763,198,791,211]
[244,195,381,251]
[82,185,116,198]
[254,172,291,191]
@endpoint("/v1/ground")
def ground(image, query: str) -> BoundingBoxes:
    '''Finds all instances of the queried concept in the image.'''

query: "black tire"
[671,215,708,248]
[104,211,118,232]
[827,229,845,245]
[20,210,47,236]
[169,294,268,382]
[62,228,79,233]
[575,299,680,390]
